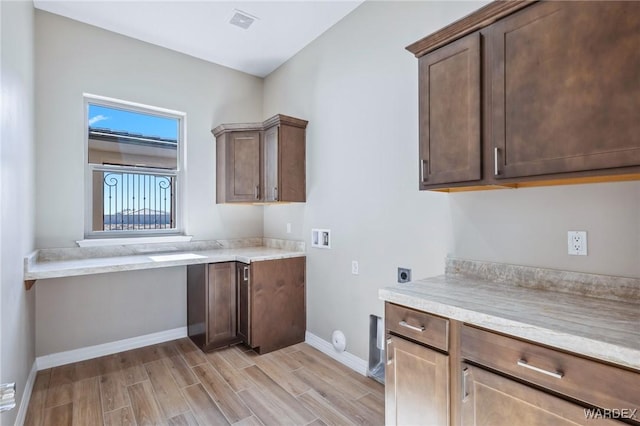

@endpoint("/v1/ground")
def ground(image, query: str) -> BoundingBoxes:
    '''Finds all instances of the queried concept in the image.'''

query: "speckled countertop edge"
[379,259,640,372]
[25,238,305,280]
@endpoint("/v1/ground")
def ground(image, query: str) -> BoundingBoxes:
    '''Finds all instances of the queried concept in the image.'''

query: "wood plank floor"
[24,339,384,425]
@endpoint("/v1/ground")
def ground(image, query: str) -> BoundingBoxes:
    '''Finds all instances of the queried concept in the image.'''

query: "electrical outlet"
[351,260,359,275]
[286,223,292,234]
[567,231,587,256]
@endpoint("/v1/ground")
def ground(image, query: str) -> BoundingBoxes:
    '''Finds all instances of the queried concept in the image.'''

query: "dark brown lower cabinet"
[248,257,306,354]
[385,302,639,425]
[460,364,621,426]
[385,335,449,426]
[188,257,306,355]
[187,262,240,351]
[236,262,250,344]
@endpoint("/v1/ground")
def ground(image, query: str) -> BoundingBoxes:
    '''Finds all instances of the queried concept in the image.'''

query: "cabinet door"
[236,262,250,345]
[227,131,262,202]
[460,364,622,426]
[264,126,279,202]
[490,1,640,179]
[419,32,481,187]
[385,336,449,426]
[207,262,237,348]
[278,124,306,202]
[187,264,207,349]
[250,257,305,354]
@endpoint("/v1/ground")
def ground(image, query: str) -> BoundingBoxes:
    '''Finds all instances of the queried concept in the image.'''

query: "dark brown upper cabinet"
[419,33,481,187]
[213,114,308,203]
[490,1,640,179]
[264,125,279,202]
[407,0,640,191]
[217,129,262,203]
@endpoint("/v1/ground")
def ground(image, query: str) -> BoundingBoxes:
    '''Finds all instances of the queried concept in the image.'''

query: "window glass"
[86,100,182,234]
[88,104,178,169]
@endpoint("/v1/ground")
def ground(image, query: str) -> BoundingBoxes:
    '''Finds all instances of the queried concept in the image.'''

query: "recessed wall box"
[398,267,412,283]
[311,228,331,249]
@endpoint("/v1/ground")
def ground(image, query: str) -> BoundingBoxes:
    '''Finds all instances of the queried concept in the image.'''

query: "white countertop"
[380,270,640,372]
[25,243,305,281]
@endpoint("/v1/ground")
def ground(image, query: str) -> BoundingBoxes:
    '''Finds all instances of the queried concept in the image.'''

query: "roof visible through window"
[88,104,178,141]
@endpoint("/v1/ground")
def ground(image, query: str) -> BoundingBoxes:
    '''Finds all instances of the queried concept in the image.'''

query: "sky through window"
[88,104,178,140]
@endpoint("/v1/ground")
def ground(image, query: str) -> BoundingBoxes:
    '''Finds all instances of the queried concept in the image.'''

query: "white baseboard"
[36,327,188,370]
[304,331,368,376]
[14,361,38,426]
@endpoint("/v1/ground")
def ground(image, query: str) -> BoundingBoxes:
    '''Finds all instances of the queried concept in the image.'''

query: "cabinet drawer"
[461,363,625,426]
[385,303,448,352]
[461,325,640,415]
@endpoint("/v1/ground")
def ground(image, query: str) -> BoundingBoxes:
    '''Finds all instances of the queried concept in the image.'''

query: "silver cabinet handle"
[386,338,393,365]
[274,186,278,201]
[255,185,260,200]
[517,359,564,379]
[243,266,249,281]
[399,320,425,332]
[462,368,470,402]
[494,147,500,176]
[420,159,428,183]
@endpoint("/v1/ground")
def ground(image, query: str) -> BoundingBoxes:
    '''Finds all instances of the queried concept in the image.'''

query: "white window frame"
[83,93,187,239]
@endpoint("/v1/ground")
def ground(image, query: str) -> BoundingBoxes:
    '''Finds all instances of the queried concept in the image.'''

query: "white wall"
[34,11,265,356]
[450,182,640,278]
[263,0,640,361]
[35,11,264,248]
[263,1,486,360]
[36,268,186,356]
[1,1,36,424]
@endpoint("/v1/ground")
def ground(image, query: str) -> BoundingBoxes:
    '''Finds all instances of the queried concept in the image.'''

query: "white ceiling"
[33,0,364,77]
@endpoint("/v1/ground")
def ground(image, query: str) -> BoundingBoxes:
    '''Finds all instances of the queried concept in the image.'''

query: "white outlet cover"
[567,231,587,256]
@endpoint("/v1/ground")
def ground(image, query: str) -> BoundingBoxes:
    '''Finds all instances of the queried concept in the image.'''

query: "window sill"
[76,235,193,247]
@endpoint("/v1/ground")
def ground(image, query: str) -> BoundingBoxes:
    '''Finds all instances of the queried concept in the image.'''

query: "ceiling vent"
[229,10,258,30]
